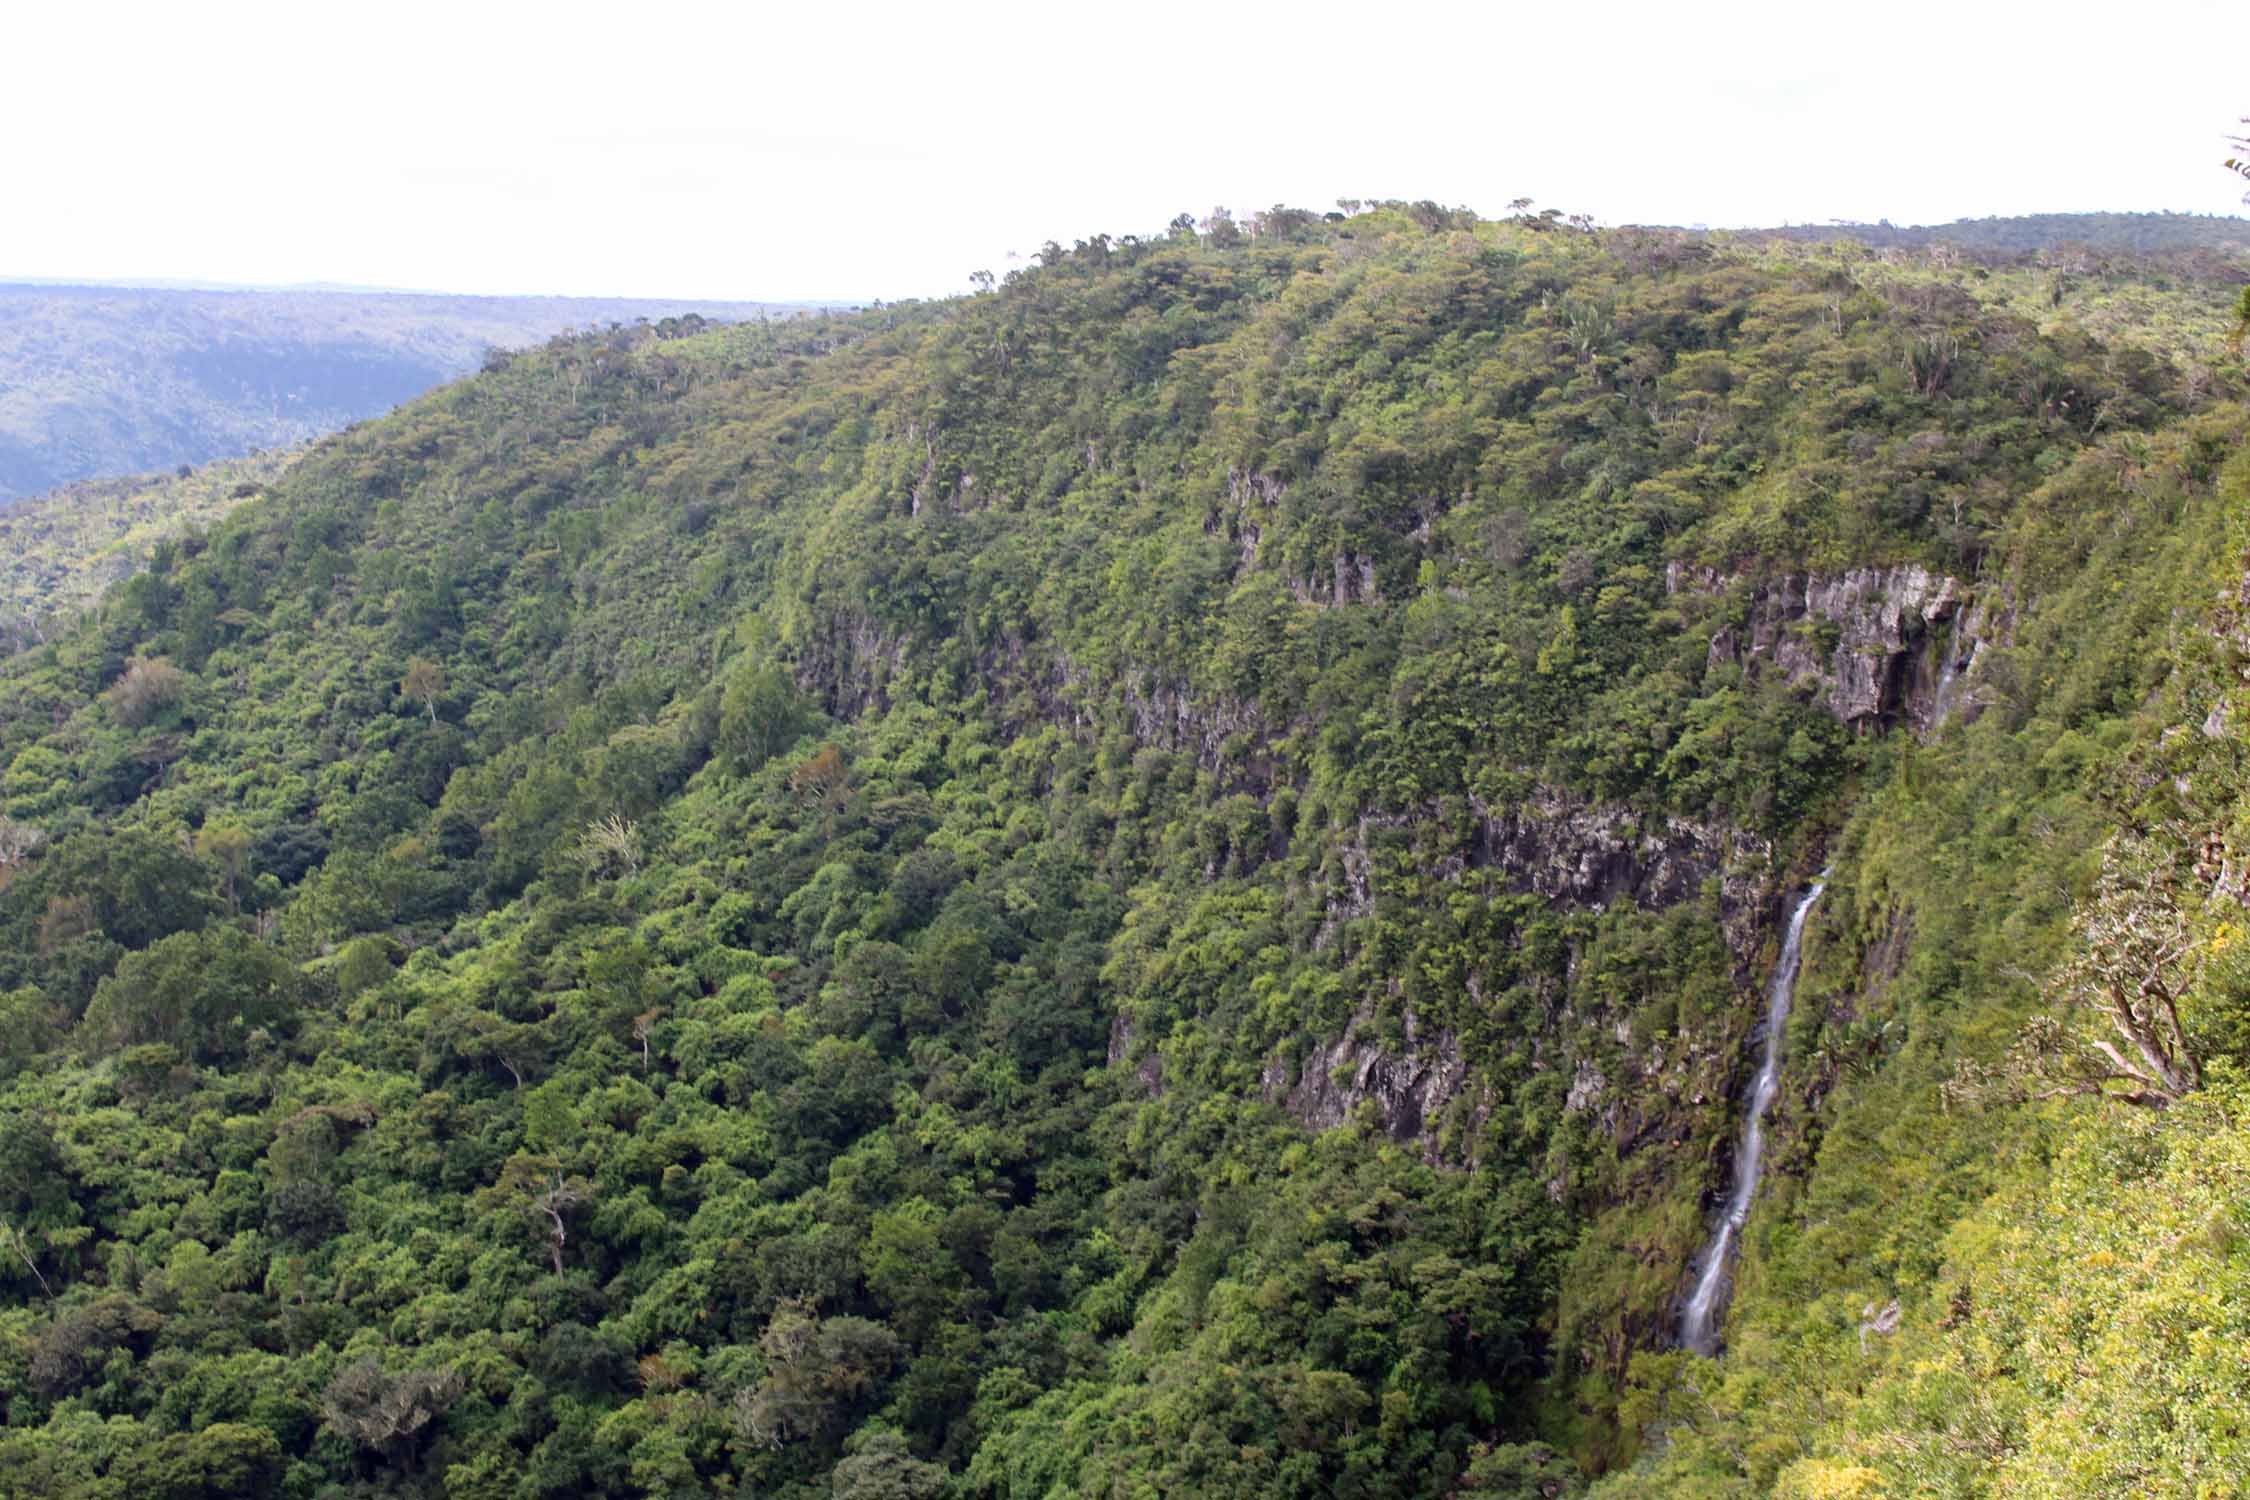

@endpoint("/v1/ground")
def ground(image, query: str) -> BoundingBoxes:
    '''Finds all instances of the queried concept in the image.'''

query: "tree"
[0,1113,72,1226]
[1202,208,1243,248]
[0,815,44,881]
[82,925,300,1061]
[0,1112,71,1297]
[790,743,855,821]
[320,1358,464,1471]
[1952,832,2206,1110]
[111,1423,284,1500]
[430,1004,555,1088]
[401,656,445,721]
[719,660,806,772]
[832,1432,947,1499]
[1460,1442,1587,1498]
[734,1301,901,1448]
[482,1153,593,1275]
[0,987,58,1069]
[576,813,642,877]
[23,827,216,953]
[194,821,252,911]
[28,1295,160,1395]
[105,655,187,726]
[334,932,402,1002]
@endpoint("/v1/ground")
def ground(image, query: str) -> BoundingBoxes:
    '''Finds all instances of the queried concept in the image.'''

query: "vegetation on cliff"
[0,203,2244,1498]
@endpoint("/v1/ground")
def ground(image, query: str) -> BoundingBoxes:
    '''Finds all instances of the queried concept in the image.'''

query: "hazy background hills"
[1735,208,2250,257]
[0,282,823,504]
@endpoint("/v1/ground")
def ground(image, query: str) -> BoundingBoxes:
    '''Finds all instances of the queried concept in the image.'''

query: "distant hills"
[0,283,826,503]
[1733,209,2250,259]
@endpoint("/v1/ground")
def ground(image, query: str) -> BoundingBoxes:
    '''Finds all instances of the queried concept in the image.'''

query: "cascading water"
[1928,617,1971,731]
[1678,871,1828,1357]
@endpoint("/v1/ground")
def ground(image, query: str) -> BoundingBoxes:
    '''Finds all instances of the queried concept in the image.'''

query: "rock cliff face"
[1026,552,2003,1170]
[1308,788,1771,959]
[1670,562,2012,734]
[1469,788,1771,959]
[1260,1008,1485,1167]
[1272,787,1777,1160]
[1254,562,2011,1162]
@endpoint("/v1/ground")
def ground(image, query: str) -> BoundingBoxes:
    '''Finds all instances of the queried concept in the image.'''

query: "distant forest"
[1736,209,2250,259]
[0,286,823,504]
[0,450,302,648]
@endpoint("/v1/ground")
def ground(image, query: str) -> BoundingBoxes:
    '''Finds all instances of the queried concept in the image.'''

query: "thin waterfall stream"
[1678,871,1828,1357]
[1928,616,1973,731]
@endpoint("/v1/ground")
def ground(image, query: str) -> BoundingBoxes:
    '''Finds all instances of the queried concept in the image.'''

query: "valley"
[0,285,821,505]
[0,204,2244,1499]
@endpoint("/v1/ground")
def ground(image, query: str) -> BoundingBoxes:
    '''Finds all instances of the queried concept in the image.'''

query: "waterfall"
[1928,617,1971,730]
[1678,871,1828,1357]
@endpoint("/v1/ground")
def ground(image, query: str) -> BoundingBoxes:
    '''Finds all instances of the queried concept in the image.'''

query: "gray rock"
[1674,563,2012,732]
[1263,1007,1484,1166]
[1858,1297,1902,1352]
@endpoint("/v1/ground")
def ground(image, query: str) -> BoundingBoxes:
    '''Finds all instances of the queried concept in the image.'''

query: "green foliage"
[721,660,810,773]
[81,926,301,1061]
[1588,400,2250,1496]
[0,450,301,648]
[0,210,2240,1498]
[1748,209,2250,258]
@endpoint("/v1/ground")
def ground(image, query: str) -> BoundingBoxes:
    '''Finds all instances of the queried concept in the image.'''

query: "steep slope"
[0,208,2242,1499]
[0,450,304,649]
[0,286,817,504]
[1591,403,2250,1496]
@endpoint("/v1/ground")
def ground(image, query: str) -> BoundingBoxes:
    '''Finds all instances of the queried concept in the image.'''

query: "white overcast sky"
[6,0,2243,303]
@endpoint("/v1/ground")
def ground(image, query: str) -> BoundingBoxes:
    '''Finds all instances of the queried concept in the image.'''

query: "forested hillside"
[0,205,2245,1499]
[0,287,814,505]
[0,451,304,650]
[1741,209,2250,260]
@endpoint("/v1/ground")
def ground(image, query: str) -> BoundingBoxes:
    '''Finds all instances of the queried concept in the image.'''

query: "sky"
[6,0,2244,303]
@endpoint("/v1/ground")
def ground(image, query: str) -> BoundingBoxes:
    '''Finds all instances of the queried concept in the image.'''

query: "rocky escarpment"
[1468,787,1773,964]
[1316,787,1771,956]
[805,541,1941,1175]
[1275,787,1777,1160]
[1670,562,2013,734]
[1261,1008,1485,1167]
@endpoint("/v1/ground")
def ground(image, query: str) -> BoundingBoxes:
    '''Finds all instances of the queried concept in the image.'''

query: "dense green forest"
[0,203,2246,1499]
[0,451,304,650]
[0,286,815,505]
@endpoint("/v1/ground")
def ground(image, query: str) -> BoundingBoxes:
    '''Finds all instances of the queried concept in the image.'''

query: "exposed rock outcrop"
[1310,789,1772,965]
[1669,562,2013,733]
[1470,787,1770,941]
[1281,788,1780,1163]
[1107,1014,1164,1097]
[796,610,912,720]
[1261,1008,1488,1166]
